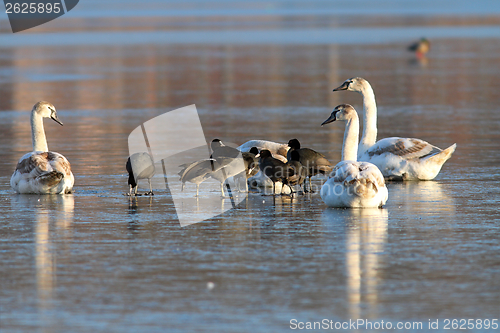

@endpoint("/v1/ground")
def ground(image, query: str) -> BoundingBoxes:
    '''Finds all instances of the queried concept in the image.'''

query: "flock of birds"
[10,73,456,209]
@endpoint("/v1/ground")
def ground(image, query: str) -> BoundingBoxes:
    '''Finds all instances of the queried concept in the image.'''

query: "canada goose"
[126,152,155,196]
[259,149,294,195]
[234,147,260,192]
[287,138,333,192]
[10,101,74,194]
[286,150,306,193]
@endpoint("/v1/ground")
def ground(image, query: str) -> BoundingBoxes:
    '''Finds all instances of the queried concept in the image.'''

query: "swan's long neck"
[358,83,377,155]
[31,111,48,152]
[341,114,359,162]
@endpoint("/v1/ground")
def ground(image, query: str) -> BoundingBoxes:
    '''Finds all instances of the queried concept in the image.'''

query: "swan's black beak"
[51,113,64,126]
[332,81,349,92]
[321,111,337,126]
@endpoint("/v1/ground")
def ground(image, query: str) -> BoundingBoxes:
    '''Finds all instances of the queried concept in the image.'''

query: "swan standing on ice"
[320,104,388,208]
[333,77,456,180]
[11,101,74,194]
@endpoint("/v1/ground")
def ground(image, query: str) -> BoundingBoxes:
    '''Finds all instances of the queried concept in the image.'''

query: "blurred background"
[1,1,500,332]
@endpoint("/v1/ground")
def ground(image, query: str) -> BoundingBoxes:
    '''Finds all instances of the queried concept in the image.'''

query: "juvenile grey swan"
[11,101,74,194]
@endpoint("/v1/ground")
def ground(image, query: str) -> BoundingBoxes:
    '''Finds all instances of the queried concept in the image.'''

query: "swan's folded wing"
[366,137,441,160]
[358,162,386,191]
[48,152,72,176]
[13,152,71,188]
[332,161,358,182]
[15,152,70,177]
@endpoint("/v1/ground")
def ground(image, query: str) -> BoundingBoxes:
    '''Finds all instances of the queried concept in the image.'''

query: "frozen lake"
[1,1,500,332]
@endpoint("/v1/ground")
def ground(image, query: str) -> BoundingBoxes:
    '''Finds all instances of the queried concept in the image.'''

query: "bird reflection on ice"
[322,208,388,319]
[10,195,74,325]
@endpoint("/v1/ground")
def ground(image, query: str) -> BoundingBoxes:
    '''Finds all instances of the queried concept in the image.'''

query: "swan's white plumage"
[320,104,388,208]
[11,101,74,194]
[321,160,388,208]
[238,140,288,162]
[11,151,74,194]
[333,77,456,180]
[360,137,456,180]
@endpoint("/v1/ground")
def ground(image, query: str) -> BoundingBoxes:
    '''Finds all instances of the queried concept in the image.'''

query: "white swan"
[320,104,388,208]
[11,101,74,194]
[333,77,456,180]
[238,139,288,163]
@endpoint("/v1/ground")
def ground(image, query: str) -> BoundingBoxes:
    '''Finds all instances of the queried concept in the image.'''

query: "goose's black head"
[259,149,272,159]
[287,138,301,150]
[249,147,259,155]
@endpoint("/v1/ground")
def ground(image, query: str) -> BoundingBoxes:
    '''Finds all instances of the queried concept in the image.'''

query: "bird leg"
[134,185,142,196]
[144,179,154,196]
[306,176,314,193]
[220,182,225,197]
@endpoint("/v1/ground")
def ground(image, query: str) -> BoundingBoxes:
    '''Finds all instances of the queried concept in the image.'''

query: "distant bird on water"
[126,152,155,196]
[10,101,74,194]
[408,37,430,58]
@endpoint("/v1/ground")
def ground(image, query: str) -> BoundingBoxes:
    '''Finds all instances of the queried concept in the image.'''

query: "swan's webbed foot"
[144,191,154,196]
